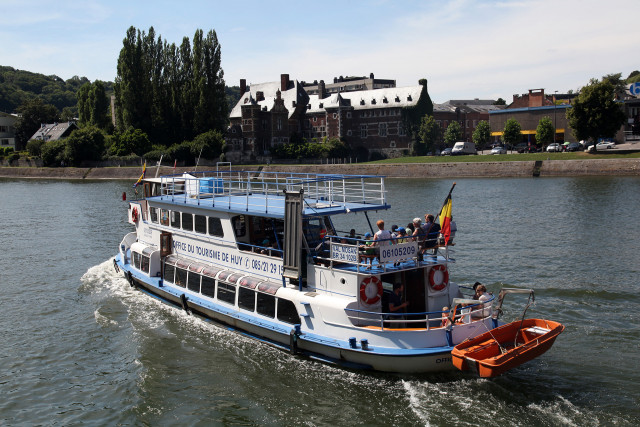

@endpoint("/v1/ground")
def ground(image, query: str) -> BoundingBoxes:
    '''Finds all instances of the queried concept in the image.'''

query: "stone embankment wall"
[0,159,639,180]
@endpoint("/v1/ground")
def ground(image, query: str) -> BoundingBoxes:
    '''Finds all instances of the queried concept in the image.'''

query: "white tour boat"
[114,166,501,373]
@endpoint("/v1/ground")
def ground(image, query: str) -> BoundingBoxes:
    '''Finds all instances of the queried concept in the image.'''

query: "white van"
[451,141,477,155]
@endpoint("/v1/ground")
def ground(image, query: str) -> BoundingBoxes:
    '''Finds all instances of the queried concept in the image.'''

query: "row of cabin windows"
[149,207,224,237]
[163,263,300,325]
[132,252,150,274]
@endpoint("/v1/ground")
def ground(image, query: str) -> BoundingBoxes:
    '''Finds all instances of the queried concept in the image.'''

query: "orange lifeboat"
[451,318,564,378]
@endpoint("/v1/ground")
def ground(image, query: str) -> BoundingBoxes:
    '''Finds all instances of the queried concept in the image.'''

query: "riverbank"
[1,158,639,179]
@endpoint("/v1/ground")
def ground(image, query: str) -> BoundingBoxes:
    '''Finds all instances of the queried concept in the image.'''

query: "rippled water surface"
[1,176,638,426]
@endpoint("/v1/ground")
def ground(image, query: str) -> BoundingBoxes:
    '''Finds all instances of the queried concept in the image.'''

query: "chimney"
[281,74,290,92]
[240,79,246,95]
[256,91,265,102]
[318,80,326,99]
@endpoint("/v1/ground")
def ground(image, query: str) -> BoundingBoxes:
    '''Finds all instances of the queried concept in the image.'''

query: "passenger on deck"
[396,227,408,244]
[411,218,425,242]
[441,306,452,328]
[390,225,399,242]
[422,214,441,252]
[359,232,375,268]
[373,220,393,246]
[472,284,492,319]
[388,283,409,315]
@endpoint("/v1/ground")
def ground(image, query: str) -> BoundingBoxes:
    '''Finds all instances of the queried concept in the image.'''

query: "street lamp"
[554,90,558,144]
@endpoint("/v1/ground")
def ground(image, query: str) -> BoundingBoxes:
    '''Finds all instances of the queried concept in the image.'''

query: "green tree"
[493,98,506,105]
[536,116,555,147]
[472,120,491,148]
[78,81,110,129]
[401,78,434,146]
[110,128,151,156]
[443,120,462,146]
[416,114,440,155]
[64,126,106,166]
[502,118,522,146]
[26,139,45,157]
[627,70,640,84]
[566,79,626,142]
[40,139,66,166]
[190,130,224,160]
[14,98,60,149]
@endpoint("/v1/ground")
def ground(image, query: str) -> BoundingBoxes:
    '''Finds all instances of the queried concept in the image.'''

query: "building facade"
[0,112,17,151]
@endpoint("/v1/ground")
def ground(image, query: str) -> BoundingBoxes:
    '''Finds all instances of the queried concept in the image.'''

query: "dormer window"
[407,95,412,101]
[360,99,365,105]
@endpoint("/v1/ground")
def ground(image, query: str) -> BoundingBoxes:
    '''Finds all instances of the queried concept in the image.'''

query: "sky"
[1,0,638,103]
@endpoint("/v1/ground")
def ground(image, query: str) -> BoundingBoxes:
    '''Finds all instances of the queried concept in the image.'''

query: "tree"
[493,98,506,105]
[443,121,462,146]
[502,118,522,146]
[416,114,440,155]
[566,79,626,142]
[110,128,152,156]
[64,126,106,166]
[472,120,491,148]
[536,116,555,147]
[190,130,224,160]
[77,81,110,129]
[401,78,434,146]
[14,98,60,149]
[627,70,640,84]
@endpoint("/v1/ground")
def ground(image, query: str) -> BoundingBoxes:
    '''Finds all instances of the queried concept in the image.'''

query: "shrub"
[8,152,20,163]
[26,139,45,157]
[41,140,67,166]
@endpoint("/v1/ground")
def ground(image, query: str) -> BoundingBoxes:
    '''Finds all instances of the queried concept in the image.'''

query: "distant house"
[0,112,18,151]
[30,121,78,142]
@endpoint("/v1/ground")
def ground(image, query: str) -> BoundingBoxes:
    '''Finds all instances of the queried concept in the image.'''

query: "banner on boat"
[330,243,359,263]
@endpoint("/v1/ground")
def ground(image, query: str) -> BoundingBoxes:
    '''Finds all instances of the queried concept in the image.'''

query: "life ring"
[131,207,139,222]
[429,265,449,292]
[360,276,383,305]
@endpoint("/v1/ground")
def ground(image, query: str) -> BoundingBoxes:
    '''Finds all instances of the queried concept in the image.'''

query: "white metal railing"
[157,170,387,211]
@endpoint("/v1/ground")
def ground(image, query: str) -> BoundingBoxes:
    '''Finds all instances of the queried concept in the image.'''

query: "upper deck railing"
[154,170,388,213]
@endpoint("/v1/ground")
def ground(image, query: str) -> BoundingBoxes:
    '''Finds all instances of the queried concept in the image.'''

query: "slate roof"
[30,121,78,141]
[229,80,308,119]
[306,85,423,113]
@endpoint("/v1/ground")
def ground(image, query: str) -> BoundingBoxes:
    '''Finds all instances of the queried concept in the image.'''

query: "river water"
[0,176,638,426]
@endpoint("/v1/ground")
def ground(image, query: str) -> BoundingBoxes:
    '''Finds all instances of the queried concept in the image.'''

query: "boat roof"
[144,170,389,218]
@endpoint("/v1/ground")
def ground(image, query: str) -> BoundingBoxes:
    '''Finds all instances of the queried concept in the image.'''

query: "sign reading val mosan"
[172,238,284,280]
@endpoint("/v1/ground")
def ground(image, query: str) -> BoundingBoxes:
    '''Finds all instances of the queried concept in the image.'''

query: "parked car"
[451,141,477,155]
[440,147,452,156]
[566,142,581,152]
[517,144,540,153]
[596,140,615,150]
[546,143,562,152]
[490,146,507,155]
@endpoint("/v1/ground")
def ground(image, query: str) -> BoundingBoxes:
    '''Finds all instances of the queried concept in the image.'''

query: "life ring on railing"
[131,207,139,223]
[360,276,383,305]
[429,265,449,292]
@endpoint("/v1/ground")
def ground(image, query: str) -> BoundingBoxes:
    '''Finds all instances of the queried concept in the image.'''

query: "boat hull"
[451,318,564,377]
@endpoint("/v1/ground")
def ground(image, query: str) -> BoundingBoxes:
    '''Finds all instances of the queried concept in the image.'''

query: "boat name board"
[330,243,359,263]
[378,241,418,263]
[172,237,284,280]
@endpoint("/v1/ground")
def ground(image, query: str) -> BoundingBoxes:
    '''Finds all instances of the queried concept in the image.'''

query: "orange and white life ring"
[131,206,139,222]
[429,265,449,292]
[360,276,383,305]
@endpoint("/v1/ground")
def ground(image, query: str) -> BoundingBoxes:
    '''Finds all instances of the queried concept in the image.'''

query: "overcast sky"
[2,0,638,103]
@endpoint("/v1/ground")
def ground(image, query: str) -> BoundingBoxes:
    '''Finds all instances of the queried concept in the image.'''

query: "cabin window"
[163,263,175,283]
[132,252,141,269]
[160,209,170,226]
[238,288,256,311]
[150,207,158,223]
[201,276,216,298]
[256,293,275,318]
[217,282,236,305]
[171,211,181,228]
[277,299,300,324]
[140,255,150,274]
[187,272,200,292]
[182,213,193,231]
[194,215,207,234]
[208,217,224,237]
[175,267,187,288]
[232,215,246,237]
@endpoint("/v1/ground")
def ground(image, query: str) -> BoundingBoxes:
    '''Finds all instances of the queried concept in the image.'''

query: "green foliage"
[272,137,349,160]
[63,126,106,166]
[14,98,60,148]
[493,98,506,105]
[191,130,224,160]
[110,128,152,156]
[415,115,440,155]
[443,121,462,146]
[77,81,110,129]
[472,120,491,147]
[502,118,522,145]
[0,66,105,113]
[167,141,194,164]
[26,139,45,157]
[40,140,67,166]
[627,70,640,84]
[114,26,228,146]
[566,79,626,142]
[536,116,555,145]
[7,152,20,163]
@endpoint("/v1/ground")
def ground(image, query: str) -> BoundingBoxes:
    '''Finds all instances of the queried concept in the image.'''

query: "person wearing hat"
[359,232,375,268]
